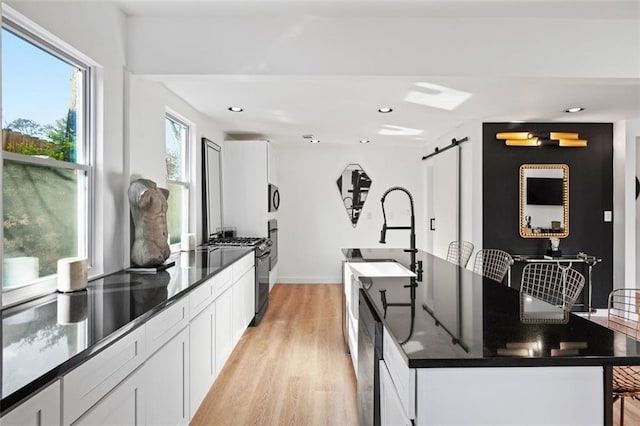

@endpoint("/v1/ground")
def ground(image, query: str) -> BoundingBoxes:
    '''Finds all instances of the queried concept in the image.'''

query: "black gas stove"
[209,236,265,247]
[208,236,271,257]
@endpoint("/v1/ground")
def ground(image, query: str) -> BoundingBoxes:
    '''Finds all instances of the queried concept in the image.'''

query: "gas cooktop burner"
[209,237,265,247]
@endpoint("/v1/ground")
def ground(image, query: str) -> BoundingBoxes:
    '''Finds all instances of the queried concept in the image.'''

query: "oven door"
[358,289,382,426]
[253,250,270,325]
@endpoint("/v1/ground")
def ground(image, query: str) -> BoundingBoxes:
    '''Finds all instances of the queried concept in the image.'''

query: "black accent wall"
[482,122,613,308]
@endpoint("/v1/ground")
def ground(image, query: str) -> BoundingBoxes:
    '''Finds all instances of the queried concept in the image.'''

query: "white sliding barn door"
[427,147,460,260]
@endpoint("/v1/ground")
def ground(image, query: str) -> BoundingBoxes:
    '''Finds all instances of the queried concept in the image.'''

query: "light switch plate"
[604,211,612,222]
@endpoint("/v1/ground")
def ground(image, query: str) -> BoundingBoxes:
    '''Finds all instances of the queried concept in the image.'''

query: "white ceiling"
[118,0,640,146]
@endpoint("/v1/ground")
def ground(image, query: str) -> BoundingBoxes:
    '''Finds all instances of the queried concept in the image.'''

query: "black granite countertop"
[1,245,253,413]
[343,248,640,369]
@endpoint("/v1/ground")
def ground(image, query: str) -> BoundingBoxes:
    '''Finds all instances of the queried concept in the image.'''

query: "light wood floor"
[191,284,358,426]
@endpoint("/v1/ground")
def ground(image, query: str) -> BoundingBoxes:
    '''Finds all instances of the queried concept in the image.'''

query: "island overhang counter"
[343,247,639,426]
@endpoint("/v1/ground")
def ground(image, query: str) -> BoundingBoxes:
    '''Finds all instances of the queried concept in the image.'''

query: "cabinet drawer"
[1,380,60,426]
[212,267,232,299]
[189,279,214,320]
[146,297,189,356]
[62,325,146,425]
[383,327,415,419]
[232,252,254,283]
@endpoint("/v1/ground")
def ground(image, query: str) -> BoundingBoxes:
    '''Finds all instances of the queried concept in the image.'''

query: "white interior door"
[428,148,460,259]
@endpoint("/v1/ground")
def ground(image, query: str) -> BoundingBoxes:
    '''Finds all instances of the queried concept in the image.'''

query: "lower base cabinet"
[189,303,216,418]
[215,288,233,376]
[2,255,255,426]
[74,368,145,426]
[379,361,411,426]
[0,381,61,426]
[144,326,190,426]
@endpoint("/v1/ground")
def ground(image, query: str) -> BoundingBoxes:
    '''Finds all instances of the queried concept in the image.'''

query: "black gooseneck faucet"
[378,186,423,344]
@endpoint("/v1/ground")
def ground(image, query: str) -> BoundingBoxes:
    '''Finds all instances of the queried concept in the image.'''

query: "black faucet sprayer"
[379,186,423,344]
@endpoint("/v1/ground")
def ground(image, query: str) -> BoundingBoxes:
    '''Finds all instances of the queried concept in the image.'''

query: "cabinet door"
[145,326,190,426]
[232,269,254,345]
[1,381,60,426]
[189,303,215,418]
[379,360,411,426]
[74,367,145,426]
[215,288,233,375]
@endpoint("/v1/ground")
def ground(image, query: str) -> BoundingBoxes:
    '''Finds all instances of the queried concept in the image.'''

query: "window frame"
[1,7,95,308]
[165,112,192,252]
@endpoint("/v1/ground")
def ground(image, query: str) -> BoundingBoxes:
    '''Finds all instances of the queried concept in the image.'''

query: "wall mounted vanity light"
[496,131,587,148]
[496,132,541,147]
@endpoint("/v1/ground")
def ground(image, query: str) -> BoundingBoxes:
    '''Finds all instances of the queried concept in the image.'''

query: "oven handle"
[257,252,271,261]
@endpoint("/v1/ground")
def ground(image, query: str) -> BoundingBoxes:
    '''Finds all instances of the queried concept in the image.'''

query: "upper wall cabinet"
[223,140,276,237]
[519,164,569,238]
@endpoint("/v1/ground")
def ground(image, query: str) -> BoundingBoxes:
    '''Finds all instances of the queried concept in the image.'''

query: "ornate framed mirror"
[336,164,372,227]
[519,164,569,238]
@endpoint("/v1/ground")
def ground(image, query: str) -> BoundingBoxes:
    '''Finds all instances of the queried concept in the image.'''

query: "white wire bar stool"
[519,262,585,312]
[446,241,475,268]
[473,249,514,284]
[608,288,640,425]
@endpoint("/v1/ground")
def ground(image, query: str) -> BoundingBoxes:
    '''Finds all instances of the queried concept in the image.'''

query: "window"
[165,114,190,248]
[1,13,92,306]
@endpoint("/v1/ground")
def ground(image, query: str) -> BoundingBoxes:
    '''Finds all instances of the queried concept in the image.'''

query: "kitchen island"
[343,247,640,426]
[1,245,254,423]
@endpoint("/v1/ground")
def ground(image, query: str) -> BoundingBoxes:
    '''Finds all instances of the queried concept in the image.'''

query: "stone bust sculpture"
[128,178,171,267]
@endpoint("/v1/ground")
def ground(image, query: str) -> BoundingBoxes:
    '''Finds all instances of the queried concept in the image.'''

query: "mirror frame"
[336,163,372,228]
[519,163,569,239]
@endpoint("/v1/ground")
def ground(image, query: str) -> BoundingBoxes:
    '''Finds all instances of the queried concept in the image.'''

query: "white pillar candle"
[181,233,196,251]
[57,257,88,292]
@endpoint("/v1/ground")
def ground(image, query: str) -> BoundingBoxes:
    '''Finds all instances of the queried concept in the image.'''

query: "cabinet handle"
[429,218,436,231]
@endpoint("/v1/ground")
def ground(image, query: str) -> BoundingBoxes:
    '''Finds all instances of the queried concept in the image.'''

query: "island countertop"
[1,245,253,413]
[343,247,640,369]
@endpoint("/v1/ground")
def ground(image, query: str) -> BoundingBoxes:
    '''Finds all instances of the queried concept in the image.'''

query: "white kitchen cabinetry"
[189,302,215,418]
[231,253,255,345]
[379,361,411,426]
[344,263,359,374]
[145,326,190,426]
[0,381,60,426]
[214,287,233,376]
[62,325,147,425]
[223,140,278,287]
[74,367,145,426]
[223,140,276,237]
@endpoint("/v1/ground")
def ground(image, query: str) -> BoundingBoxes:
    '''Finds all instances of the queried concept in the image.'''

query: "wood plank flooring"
[190,284,358,426]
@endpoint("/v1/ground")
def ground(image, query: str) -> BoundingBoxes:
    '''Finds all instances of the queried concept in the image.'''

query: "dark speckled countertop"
[343,248,640,369]
[1,245,253,413]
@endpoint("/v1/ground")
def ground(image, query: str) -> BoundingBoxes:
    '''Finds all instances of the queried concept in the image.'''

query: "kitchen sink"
[348,261,416,278]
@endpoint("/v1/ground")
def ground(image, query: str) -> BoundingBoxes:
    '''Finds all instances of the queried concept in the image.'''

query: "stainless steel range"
[209,236,271,325]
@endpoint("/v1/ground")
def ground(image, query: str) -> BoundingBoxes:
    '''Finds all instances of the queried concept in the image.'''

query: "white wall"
[613,118,640,290]
[126,75,226,256]
[6,1,127,276]
[276,143,424,283]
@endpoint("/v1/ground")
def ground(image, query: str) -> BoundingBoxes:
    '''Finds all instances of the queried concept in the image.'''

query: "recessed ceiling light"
[228,106,243,112]
[360,139,370,144]
[378,107,393,113]
[310,139,320,144]
[564,107,584,113]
